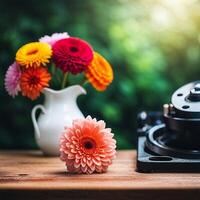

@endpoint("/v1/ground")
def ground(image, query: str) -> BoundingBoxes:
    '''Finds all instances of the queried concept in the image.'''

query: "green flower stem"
[61,72,68,89]
[81,78,89,86]
[55,68,61,84]
[50,64,56,85]
[51,64,56,76]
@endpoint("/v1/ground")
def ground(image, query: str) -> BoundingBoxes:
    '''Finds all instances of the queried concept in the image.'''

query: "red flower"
[52,37,93,74]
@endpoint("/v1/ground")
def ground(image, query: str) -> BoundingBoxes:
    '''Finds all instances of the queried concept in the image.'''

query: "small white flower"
[39,32,69,46]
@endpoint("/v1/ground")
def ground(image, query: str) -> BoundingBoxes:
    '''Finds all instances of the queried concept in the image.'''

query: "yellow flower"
[16,42,52,68]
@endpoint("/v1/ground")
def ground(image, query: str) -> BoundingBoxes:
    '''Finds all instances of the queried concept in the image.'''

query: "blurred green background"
[0,0,200,149]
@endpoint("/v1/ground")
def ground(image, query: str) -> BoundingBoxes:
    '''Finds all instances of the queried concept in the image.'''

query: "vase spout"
[68,85,87,99]
[42,85,86,107]
[43,85,86,100]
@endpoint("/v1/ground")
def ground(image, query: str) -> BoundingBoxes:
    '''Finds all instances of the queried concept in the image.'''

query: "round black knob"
[188,83,200,102]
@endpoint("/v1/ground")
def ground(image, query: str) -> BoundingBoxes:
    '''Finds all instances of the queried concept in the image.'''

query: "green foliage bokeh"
[0,0,200,149]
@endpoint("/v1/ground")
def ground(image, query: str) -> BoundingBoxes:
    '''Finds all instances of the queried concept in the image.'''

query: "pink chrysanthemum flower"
[39,32,69,47]
[60,116,116,174]
[4,62,21,97]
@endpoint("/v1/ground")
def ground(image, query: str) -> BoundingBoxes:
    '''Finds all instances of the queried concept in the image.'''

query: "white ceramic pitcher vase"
[31,85,86,156]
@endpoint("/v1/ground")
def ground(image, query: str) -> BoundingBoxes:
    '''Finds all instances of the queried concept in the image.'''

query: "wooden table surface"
[0,150,200,200]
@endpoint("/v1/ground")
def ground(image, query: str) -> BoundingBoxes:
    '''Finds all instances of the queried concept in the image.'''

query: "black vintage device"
[137,81,200,172]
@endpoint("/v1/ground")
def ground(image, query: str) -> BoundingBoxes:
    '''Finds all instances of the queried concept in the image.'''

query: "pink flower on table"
[4,62,21,97]
[39,32,69,47]
[60,116,116,174]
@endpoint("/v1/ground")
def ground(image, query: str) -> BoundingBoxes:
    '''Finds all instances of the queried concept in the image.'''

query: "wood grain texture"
[0,150,200,200]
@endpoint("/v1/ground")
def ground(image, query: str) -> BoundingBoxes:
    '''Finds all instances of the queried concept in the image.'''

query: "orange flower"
[20,67,51,100]
[85,52,113,91]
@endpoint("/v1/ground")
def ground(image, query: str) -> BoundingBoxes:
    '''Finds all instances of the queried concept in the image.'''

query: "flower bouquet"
[5,32,113,99]
[4,32,114,156]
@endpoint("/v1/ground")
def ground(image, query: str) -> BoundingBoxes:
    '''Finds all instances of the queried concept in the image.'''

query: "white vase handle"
[31,105,46,140]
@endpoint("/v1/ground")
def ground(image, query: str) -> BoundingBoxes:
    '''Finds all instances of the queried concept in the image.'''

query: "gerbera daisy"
[52,37,93,74]
[4,62,21,97]
[16,42,52,68]
[20,67,51,100]
[85,52,113,91]
[39,32,69,47]
[60,116,116,174]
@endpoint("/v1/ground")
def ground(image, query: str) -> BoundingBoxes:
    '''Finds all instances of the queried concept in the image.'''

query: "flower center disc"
[82,137,96,154]
[29,76,40,85]
[27,49,38,56]
[70,46,78,52]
